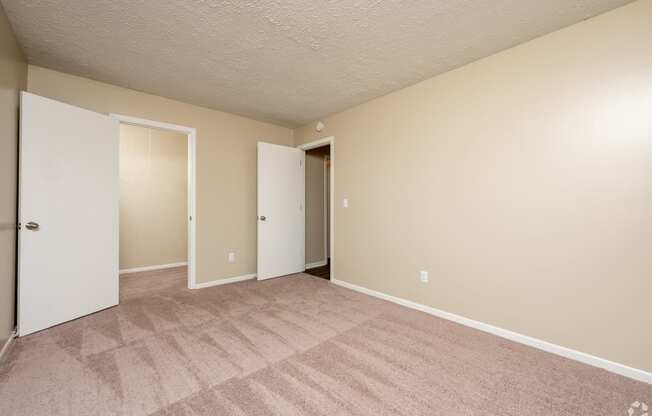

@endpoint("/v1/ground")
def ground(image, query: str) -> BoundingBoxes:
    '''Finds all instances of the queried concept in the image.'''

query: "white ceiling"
[2,0,632,127]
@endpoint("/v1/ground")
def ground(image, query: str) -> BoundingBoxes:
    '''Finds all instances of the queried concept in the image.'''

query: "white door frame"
[298,136,334,279]
[109,113,197,289]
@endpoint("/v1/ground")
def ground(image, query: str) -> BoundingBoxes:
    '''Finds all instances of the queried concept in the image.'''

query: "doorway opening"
[299,137,334,281]
[256,136,334,281]
[110,114,197,289]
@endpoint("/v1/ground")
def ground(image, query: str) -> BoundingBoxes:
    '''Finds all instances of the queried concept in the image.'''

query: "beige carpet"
[0,267,649,415]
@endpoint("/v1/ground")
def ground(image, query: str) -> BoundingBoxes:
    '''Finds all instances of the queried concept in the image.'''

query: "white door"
[257,142,305,280]
[18,92,119,336]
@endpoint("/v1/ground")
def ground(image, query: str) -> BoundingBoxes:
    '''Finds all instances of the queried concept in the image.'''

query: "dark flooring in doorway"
[305,259,330,279]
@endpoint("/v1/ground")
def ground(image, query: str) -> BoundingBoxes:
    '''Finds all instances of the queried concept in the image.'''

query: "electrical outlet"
[420,271,429,283]
[343,198,349,208]
[228,252,236,263]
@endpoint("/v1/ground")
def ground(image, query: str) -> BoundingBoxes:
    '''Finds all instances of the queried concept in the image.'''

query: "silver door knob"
[259,216,266,221]
[25,221,40,231]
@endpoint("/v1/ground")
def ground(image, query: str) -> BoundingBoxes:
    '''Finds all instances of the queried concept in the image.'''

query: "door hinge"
[189,216,192,221]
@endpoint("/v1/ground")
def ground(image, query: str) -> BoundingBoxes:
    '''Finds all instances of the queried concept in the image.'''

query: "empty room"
[0,1,651,415]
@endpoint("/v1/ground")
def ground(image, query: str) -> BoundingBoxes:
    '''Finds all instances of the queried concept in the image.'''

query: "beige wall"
[119,124,187,270]
[27,65,293,284]
[295,0,652,372]
[305,146,330,264]
[0,4,27,346]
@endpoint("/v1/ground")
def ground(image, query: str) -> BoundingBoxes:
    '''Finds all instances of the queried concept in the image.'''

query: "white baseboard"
[120,262,188,275]
[331,278,652,385]
[192,273,256,289]
[305,260,328,269]
[0,330,16,363]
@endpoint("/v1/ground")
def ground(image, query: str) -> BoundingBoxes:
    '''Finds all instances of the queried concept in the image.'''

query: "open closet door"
[18,92,119,336]
[257,142,305,280]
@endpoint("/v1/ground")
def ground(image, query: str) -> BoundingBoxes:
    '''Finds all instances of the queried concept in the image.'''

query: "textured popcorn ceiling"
[1,0,632,126]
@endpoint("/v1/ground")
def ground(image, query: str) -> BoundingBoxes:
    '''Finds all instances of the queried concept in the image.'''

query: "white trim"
[298,136,333,151]
[331,278,652,385]
[0,330,16,363]
[119,262,188,275]
[193,273,256,289]
[110,113,197,290]
[305,260,328,269]
[298,136,334,280]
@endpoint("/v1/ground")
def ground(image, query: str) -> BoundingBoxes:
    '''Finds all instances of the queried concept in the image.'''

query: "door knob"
[259,216,266,221]
[25,221,40,231]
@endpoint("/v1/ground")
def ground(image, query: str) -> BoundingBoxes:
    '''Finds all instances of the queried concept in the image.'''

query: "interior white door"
[18,92,119,336]
[257,142,305,280]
